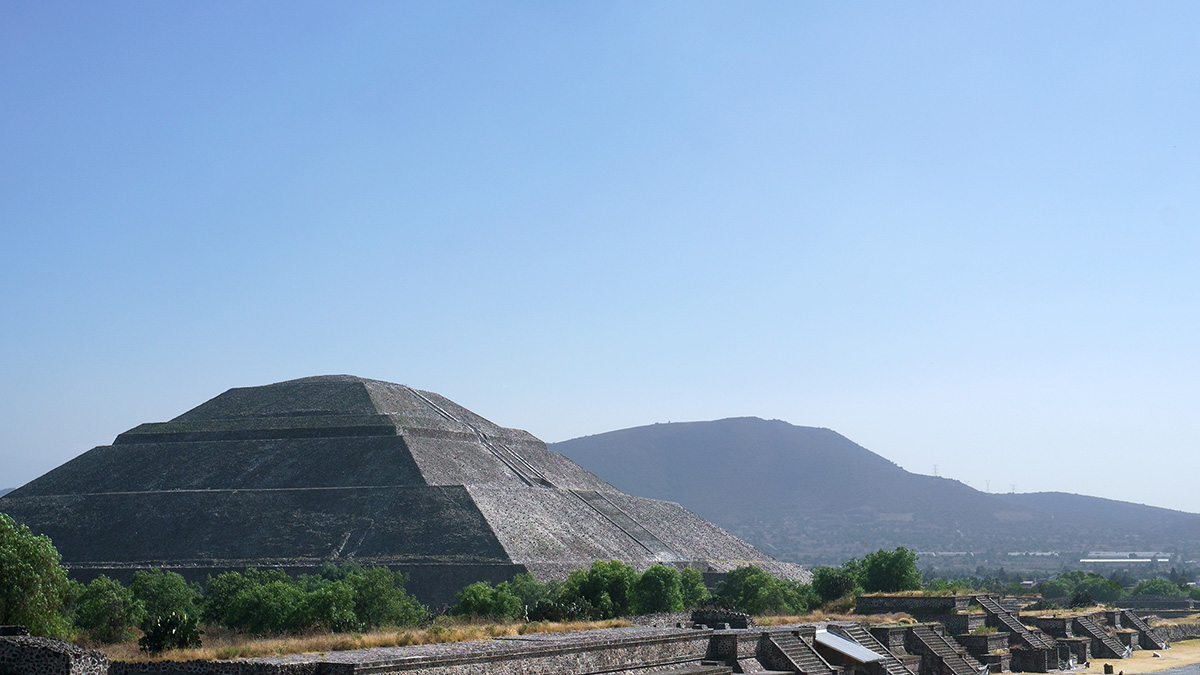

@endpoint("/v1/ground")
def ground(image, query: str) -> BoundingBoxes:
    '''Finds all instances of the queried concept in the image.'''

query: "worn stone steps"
[911,625,985,675]
[1121,610,1169,650]
[830,623,914,675]
[1075,615,1129,659]
[975,595,1055,651]
[771,633,836,675]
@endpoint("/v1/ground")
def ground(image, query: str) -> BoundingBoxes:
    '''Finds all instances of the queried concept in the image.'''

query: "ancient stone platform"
[1,375,804,605]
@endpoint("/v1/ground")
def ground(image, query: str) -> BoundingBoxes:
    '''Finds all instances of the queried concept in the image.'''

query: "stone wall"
[111,662,336,675]
[0,636,109,675]
[869,625,911,653]
[856,596,969,616]
[1032,617,1074,638]
[956,632,1008,657]
[942,613,985,636]
[691,610,755,630]
[246,627,715,675]
[1153,623,1200,642]
[1119,597,1196,611]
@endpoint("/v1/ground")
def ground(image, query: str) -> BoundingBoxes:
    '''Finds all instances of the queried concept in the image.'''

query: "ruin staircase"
[769,632,837,675]
[974,596,1057,650]
[910,625,987,675]
[1074,616,1130,659]
[1120,610,1169,650]
[829,623,916,675]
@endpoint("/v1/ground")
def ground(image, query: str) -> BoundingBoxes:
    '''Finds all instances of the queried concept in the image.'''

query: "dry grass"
[757,611,914,626]
[1073,639,1200,675]
[1158,612,1200,626]
[1021,605,1108,618]
[95,619,632,663]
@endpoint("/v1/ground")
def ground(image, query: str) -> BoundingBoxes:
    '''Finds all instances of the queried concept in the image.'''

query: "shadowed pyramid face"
[1,375,805,605]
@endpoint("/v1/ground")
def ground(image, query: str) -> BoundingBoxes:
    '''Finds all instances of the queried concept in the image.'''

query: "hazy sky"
[3,3,1199,515]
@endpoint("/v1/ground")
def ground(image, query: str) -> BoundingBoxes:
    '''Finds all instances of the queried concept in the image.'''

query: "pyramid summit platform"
[1,375,804,605]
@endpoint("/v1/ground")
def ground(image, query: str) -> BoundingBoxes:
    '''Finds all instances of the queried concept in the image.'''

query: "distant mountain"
[0,488,12,498]
[551,418,1200,566]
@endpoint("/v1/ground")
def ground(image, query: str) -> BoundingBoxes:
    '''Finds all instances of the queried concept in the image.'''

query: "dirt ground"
[1074,640,1200,675]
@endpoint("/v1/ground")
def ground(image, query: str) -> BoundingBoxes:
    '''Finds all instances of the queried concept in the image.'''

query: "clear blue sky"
[3,2,1199,515]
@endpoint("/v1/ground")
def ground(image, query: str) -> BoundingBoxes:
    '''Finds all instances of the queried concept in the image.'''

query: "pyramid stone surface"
[1,376,805,605]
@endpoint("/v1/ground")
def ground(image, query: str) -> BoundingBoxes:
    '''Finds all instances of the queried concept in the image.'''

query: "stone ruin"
[0,375,805,606]
[0,618,967,675]
[856,594,1172,674]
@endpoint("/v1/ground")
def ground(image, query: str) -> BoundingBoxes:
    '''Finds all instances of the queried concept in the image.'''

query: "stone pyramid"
[1,376,805,605]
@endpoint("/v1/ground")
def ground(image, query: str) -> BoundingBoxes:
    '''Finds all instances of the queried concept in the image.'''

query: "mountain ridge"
[550,417,1200,566]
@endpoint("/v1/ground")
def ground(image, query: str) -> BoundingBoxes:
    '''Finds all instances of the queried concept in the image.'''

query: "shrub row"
[450,561,714,621]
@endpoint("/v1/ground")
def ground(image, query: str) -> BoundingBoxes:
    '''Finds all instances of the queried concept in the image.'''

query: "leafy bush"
[202,565,426,635]
[714,565,815,615]
[506,573,558,608]
[452,581,523,620]
[1039,571,1125,603]
[0,513,73,638]
[633,565,684,614]
[138,610,202,654]
[75,575,145,643]
[860,548,921,593]
[1131,577,1184,597]
[337,566,425,628]
[561,560,639,619]
[1068,590,1095,608]
[812,566,862,604]
[680,568,710,608]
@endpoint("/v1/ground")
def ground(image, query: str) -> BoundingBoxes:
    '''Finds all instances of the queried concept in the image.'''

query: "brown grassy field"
[89,619,632,662]
[1074,639,1200,675]
[757,611,914,626]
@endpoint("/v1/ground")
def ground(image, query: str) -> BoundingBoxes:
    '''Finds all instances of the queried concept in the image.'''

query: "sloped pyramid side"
[1,376,806,605]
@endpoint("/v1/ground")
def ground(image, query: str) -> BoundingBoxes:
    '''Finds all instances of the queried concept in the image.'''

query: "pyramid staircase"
[910,625,987,675]
[829,623,915,675]
[975,595,1057,650]
[769,632,837,675]
[1074,615,1130,659]
[1120,610,1169,650]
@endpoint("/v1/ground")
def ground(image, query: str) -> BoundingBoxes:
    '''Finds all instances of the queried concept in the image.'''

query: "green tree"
[130,569,200,626]
[1074,575,1125,603]
[1131,577,1184,597]
[341,566,425,628]
[452,581,522,620]
[75,575,145,643]
[506,572,558,608]
[1039,578,1072,599]
[202,570,252,627]
[139,610,202,654]
[714,565,814,615]
[0,513,72,638]
[633,565,684,614]
[301,579,358,632]
[130,569,203,652]
[812,566,862,604]
[680,568,710,608]
[561,560,639,619]
[860,548,922,593]
[203,569,307,634]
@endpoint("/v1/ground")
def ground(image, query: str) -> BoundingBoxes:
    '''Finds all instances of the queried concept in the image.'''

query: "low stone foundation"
[1153,623,1200,642]
[0,636,110,675]
[691,610,755,630]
